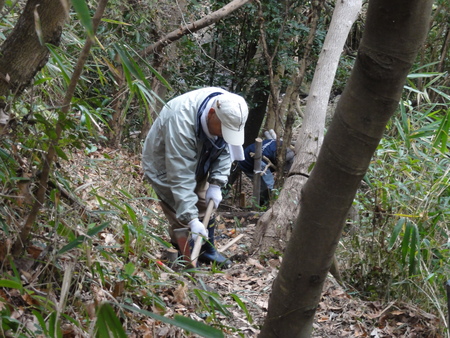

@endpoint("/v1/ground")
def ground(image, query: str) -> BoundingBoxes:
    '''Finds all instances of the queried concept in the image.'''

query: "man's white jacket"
[142,87,232,224]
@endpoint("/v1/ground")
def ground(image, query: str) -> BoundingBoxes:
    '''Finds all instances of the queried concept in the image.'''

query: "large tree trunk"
[252,0,361,254]
[0,0,68,131]
[259,0,433,336]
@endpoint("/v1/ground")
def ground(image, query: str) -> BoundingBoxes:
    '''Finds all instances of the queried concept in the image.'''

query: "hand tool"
[190,199,215,267]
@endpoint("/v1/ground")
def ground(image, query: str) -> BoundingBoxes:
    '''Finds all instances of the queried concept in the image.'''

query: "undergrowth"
[339,70,450,329]
[1,148,253,337]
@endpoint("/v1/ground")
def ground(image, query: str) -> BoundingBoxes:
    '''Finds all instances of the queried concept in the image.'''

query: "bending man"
[142,87,248,268]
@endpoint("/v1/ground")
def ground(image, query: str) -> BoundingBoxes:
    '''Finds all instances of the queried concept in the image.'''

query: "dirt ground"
[139,159,444,337]
[47,147,445,337]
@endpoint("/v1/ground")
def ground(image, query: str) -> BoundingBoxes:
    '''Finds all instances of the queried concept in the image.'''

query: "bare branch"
[139,0,251,58]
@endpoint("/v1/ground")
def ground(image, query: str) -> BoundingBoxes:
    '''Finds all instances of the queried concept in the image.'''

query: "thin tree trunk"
[252,0,361,254]
[260,0,433,336]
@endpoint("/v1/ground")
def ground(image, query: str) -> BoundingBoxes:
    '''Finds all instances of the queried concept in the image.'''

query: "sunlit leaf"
[71,0,94,38]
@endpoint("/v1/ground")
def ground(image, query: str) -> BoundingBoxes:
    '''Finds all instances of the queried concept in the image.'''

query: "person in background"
[142,87,249,268]
[238,130,295,205]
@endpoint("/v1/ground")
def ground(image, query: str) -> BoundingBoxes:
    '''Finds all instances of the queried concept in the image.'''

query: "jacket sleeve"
[208,145,232,187]
[164,113,200,224]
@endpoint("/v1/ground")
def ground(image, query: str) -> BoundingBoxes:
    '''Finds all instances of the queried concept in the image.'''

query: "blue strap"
[195,92,227,180]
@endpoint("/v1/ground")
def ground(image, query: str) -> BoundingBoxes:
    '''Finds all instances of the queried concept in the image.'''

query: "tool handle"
[191,199,215,267]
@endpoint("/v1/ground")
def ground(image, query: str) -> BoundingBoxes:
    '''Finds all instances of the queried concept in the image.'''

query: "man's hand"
[206,184,222,209]
[188,218,208,241]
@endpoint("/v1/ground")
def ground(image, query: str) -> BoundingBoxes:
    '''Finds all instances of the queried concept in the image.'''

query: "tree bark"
[259,0,433,336]
[252,0,361,254]
[0,0,67,131]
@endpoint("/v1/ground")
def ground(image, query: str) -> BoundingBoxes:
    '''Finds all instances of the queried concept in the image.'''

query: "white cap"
[213,93,248,146]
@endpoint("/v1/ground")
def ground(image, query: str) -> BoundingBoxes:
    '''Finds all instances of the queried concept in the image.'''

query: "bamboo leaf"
[430,87,450,101]
[71,0,94,38]
[93,194,126,212]
[54,146,69,160]
[401,223,412,267]
[432,110,449,152]
[120,304,224,337]
[101,18,131,26]
[124,262,135,276]
[0,279,22,289]
[47,44,72,85]
[95,303,127,338]
[32,310,49,336]
[86,222,111,237]
[408,223,419,276]
[58,222,110,254]
[388,218,405,250]
[48,311,63,338]
[125,203,138,226]
[230,293,253,324]
[123,223,130,255]
[406,72,440,79]
[114,43,151,88]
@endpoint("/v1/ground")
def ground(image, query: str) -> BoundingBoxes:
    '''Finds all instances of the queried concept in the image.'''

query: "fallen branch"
[218,234,244,253]
[218,211,263,219]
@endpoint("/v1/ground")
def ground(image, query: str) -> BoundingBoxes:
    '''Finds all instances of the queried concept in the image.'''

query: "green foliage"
[0,3,250,334]
[194,287,232,324]
[95,303,127,338]
[121,303,225,338]
[230,293,253,324]
[71,0,94,38]
[340,70,449,321]
[0,0,448,335]
[57,221,111,254]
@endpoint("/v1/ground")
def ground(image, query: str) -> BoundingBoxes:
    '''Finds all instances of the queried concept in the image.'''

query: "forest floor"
[9,146,443,337]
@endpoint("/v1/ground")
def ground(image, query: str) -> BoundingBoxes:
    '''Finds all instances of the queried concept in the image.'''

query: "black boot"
[199,219,232,268]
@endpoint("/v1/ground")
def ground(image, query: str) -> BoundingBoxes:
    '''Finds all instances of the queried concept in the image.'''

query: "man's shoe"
[199,220,232,268]
[199,242,232,268]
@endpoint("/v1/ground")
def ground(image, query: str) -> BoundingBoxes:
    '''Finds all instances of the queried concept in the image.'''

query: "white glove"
[188,218,208,241]
[205,184,222,209]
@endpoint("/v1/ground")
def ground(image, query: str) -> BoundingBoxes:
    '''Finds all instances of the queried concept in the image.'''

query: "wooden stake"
[218,234,244,253]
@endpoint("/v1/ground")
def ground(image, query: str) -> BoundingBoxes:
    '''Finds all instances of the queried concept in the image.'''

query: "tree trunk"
[259,0,433,336]
[0,0,67,131]
[243,80,270,148]
[252,0,361,254]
